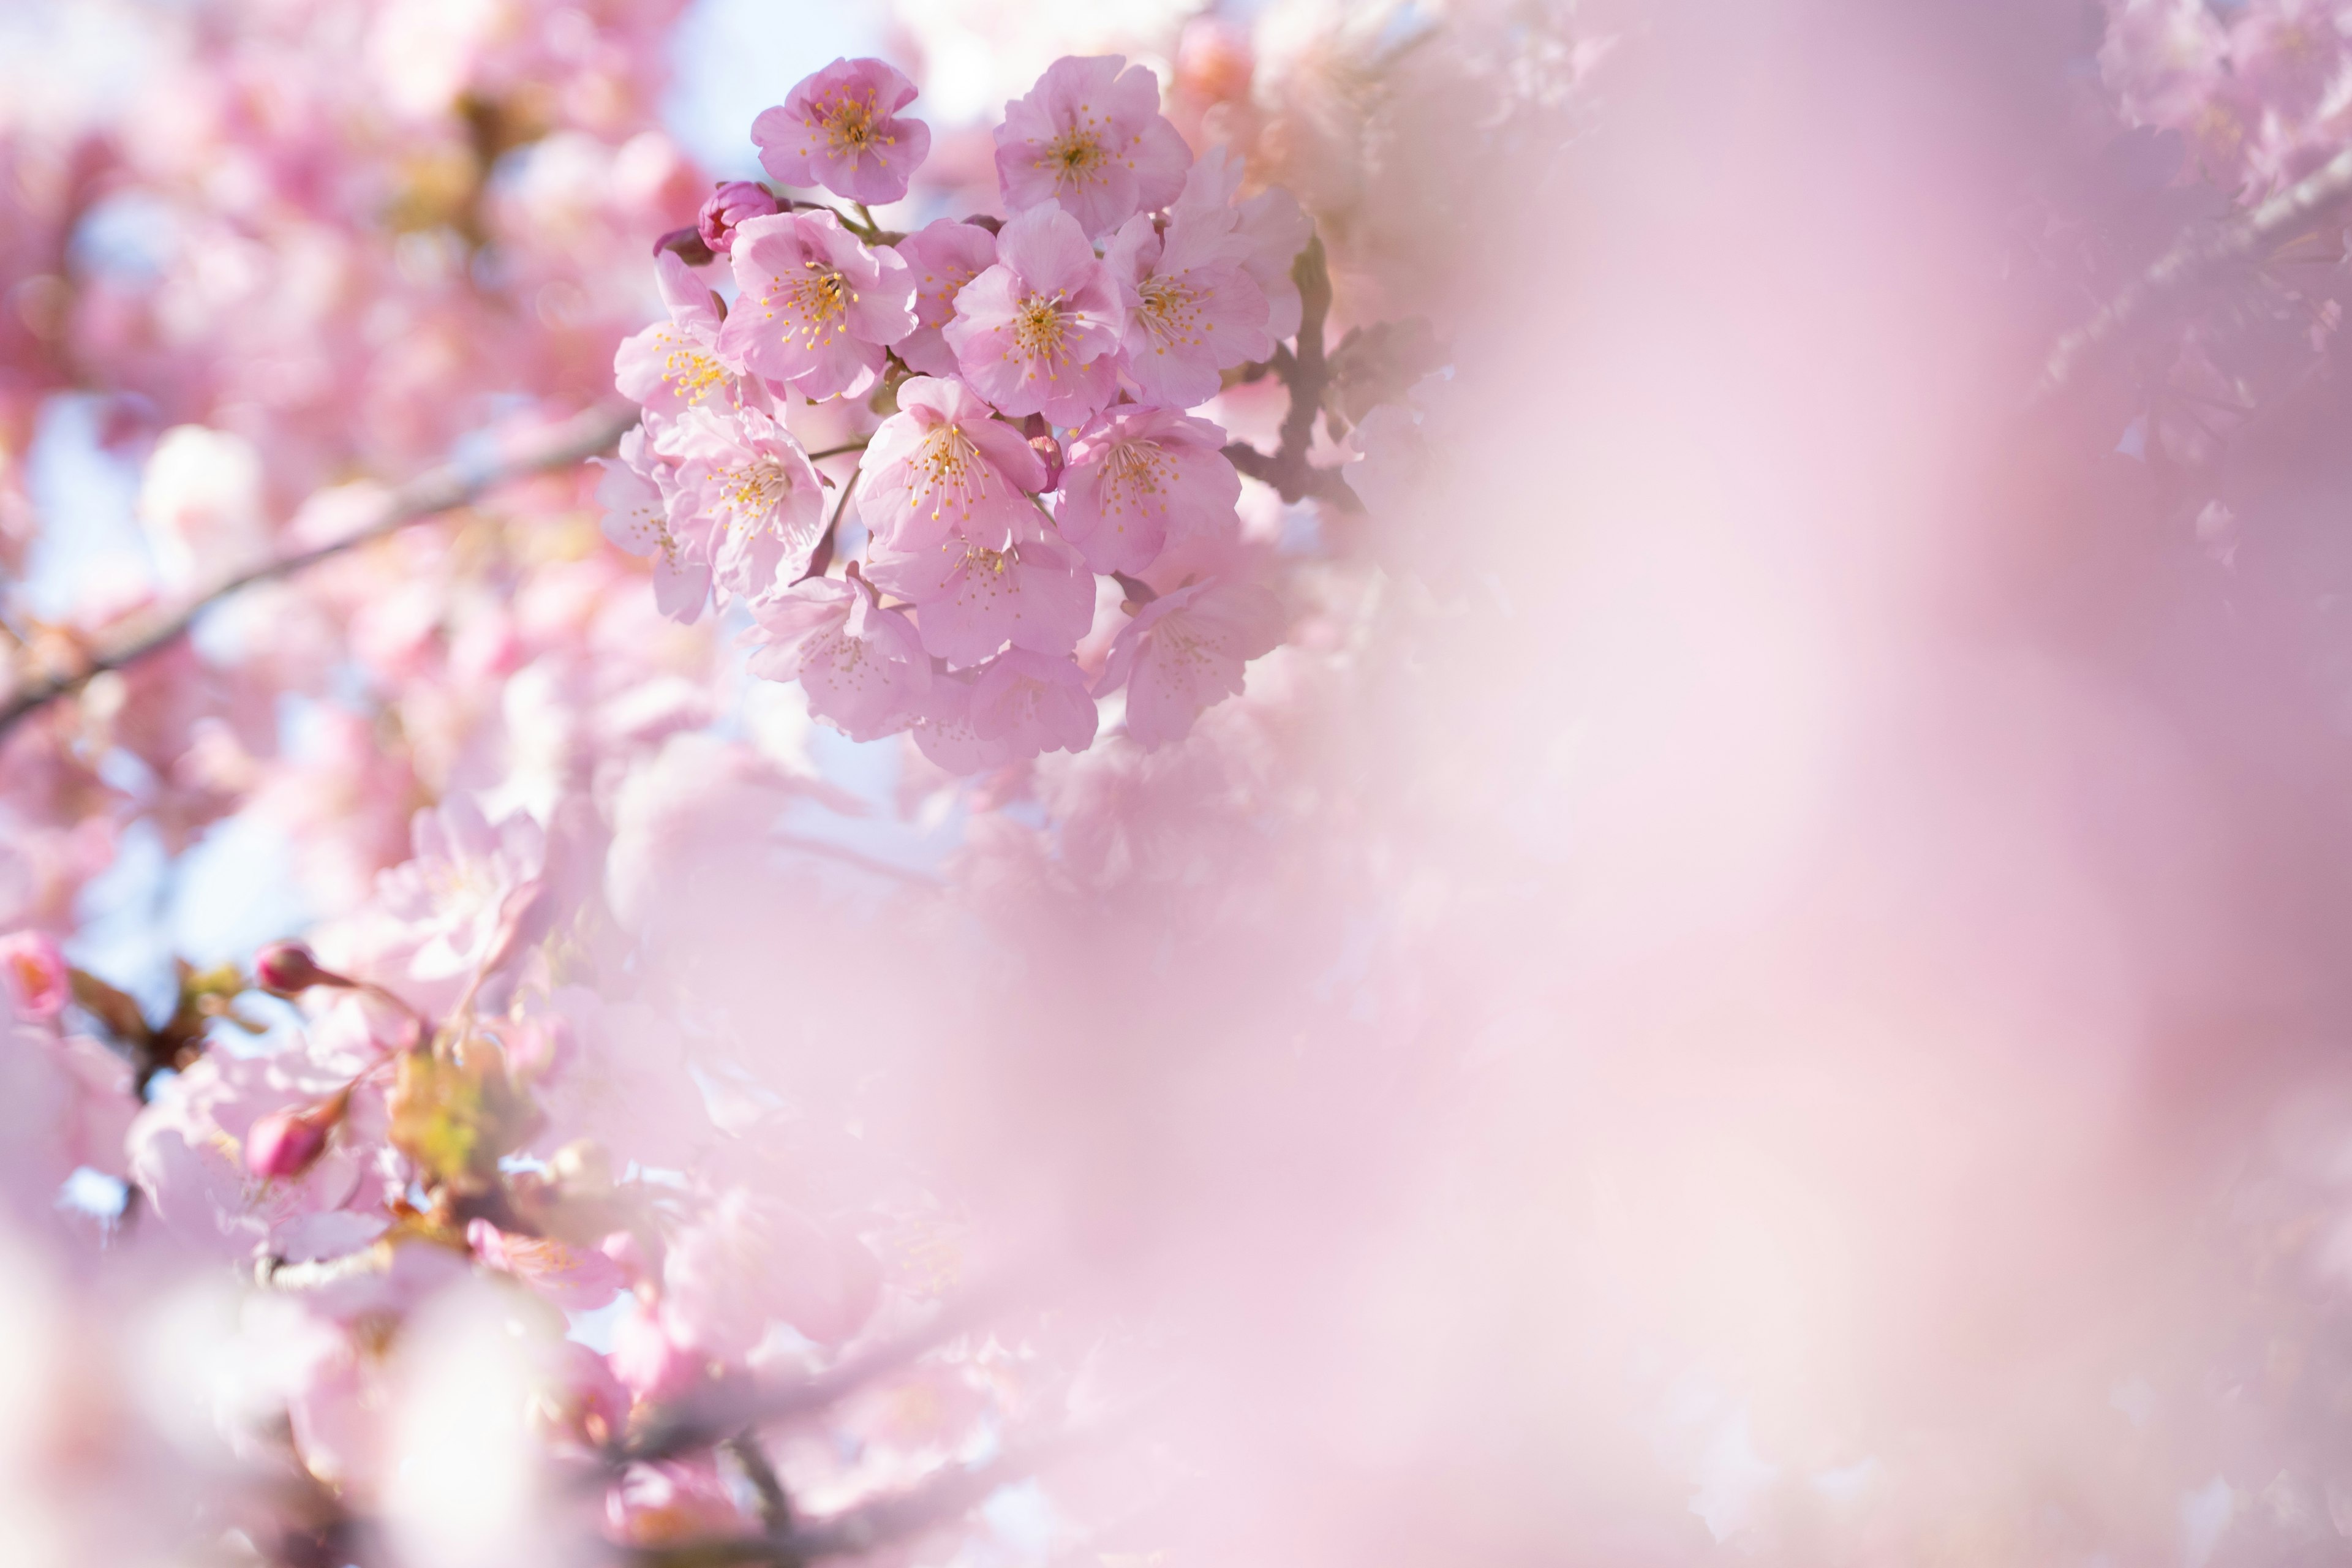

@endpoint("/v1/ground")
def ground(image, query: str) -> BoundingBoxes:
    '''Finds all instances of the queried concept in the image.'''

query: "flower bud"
[1022,412,1065,490]
[244,1091,349,1180]
[252,940,352,998]
[0,929,70,1023]
[698,180,781,257]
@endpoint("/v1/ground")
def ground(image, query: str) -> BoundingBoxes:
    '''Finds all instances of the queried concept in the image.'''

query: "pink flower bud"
[243,1092,349,1180]
[0,930,69,1023]
[252,940,352,997]
[1023,412,1065,490]
[697,180,781,257]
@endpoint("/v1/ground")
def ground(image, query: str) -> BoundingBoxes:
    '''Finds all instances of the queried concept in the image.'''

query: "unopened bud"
[252,941,352,998]
[698,180,781,257]
[244,1091,350,1180]
[1022,413,1064,490]
[652,225,715,268]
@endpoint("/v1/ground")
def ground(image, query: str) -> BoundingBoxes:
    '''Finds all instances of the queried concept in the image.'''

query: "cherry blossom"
[894,219,1000,377]
[752,57,933,206]
[943,202,1123,425]
[597,423,714,622]
[652,402,827,602]
[856,374,1049,552]
[1057,405,1244,576]
[866,513,1096,666]
[0,929,69,1023]
[715,209,917,401]
[1096,578,1284,750]
[1104,209,1272,407]
[993,54,1191,237]
[613,253,754,418]
[696,179,781,257]
[745,571,932,741]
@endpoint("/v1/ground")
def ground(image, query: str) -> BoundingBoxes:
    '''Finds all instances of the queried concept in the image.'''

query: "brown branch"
[2030,143,2352,405]
[1221,236,1363,511]
[0,398,642,742]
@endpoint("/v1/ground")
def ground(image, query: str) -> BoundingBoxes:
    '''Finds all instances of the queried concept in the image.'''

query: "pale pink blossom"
[994,55,1191,238]
[745,572,932,741]
[1171,145,1313,340]
[894,219,998,377]
[1096,578,1284,750]
[467,1218,626,1311]
[867,515,1096,666]
[696,179,780,257]
[1104,210,1272,407]
[972,647,1099,760]
[857,374,1048,553]
[597,423,713,623]
[1058,405,1244,575]
[0,930,69,1023]
[752,58,933,205]
[716,210,916,401]
[943,203,1123,425]
[615,254,758,420]
[651,404,826,602]
[345,796,547,1014]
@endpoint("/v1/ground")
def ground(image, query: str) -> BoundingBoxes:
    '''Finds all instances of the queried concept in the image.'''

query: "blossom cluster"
[603,55,1304,765]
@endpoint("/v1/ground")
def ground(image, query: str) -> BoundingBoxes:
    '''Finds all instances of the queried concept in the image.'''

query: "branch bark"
[1223,237,1363,511]
[0,398,642,742]
[2030,143,2352,406]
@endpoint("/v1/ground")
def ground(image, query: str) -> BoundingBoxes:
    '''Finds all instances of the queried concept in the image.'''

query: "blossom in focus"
[696,180,780,257]
[943,202,1123,426]
[857,374,1049,553]
[716,210,916,401]
[1058,406,1243,575]
[1104,209,1272,408]
[752,56,933,205]
[597,424,714,623]
[1172,146,1313,340]
[0,931,69,1023]
[613,254,753,418]
[865,514,1096,666]
[745,572,931,741]
[652,404,827,603]
[994,55,1191,238]
[1096,578,1284,750]
[894,219,1000,377]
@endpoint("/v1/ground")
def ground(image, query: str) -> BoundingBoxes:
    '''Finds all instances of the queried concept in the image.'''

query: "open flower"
[894,219,999,377]
[1057,406,1243,575]
[1104,209,1272,408]
[994,54,1191,237]
[1096,578,1283,750]
[596,423,713,623]
[913,649,1099,774]
[866,514,1096,666]
[716,209,916,401]
[0,930,69,1023]
[652,404,826,603]
[857,375,1048,553]
[613,253,757,418]
[943,203,1122,425]
[1172,145,1313,339]
[747,571,932,741]
[753,57,932,205]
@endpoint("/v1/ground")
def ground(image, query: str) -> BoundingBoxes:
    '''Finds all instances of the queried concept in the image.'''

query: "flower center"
[771,262,855,352]
[1046,127,1110,187]
[723,460,796,527]
[821,94,888,156]
[1014,295,1071,361]
[1102,440,1175,519]
[1137,275,1208,350]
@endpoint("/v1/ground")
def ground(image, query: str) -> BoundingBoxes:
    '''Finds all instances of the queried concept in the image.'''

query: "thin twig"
[1220,236,1362,511]
[723,1431,795,1539]
[0,398,642,742]
[2031,143,2352,405]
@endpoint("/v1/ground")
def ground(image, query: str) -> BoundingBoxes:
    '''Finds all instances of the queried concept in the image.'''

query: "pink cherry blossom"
[1172,145,1313,340]
[943,203,1123,426]
[866,514,1096,666]
[894,219,1000,377]
[716,209,916,401]
[466,1218,625,1311]
[993,55,1192,238]
[1058,406,1243,575]
[0,929,69,1023]
[752,57,933,205]
[652,404,826,603]
[971,647,1099,758]
[613,253,755,418]
[696,180,780,257]
[1096,578,1284,750]
[597,423,713,623]
[745,571,932,742]
[857,374,1049,553]
[1104,211,1272,407]
[658,1188,881,1357]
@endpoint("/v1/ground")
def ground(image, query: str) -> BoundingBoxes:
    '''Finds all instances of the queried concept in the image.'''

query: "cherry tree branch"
[0,398,643,743]
[1223,238,1363,511]
[2031,143,2352,405]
